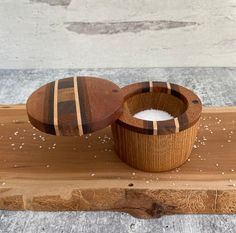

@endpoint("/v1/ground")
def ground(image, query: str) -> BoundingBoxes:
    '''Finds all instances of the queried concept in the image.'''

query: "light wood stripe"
[167,82,171,94]
[53,80,60,136]
[174,117,180,133]
[153,121,158,135]
[73,77,84,136]
[149,81,153,92]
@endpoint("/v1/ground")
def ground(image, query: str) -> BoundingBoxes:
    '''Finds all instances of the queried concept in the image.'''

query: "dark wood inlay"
[58,77,74,89]
[77,77,92,134]
[58,101,77,135]
[152,81,169,93]
[45,82,56,135]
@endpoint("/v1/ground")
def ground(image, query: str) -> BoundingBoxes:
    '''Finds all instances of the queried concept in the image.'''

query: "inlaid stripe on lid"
[174,117,180,133]
[77,78,92,134]
[167,82,171,94]
[153,121,158,135]
[73,76,84,136]
[44,82,56,135]
[149,81,153,92]
[53,80,60,136]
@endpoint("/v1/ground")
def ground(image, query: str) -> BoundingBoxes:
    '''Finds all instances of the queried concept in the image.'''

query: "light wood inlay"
[167,82,171,94]
[149,81,153,92]
[153,121,158,135]
[73,76,83,136]
[53,80,60,136]
[174,117,180,133]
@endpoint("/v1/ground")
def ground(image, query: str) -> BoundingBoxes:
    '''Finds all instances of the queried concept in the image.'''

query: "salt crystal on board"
[133,109,173,121]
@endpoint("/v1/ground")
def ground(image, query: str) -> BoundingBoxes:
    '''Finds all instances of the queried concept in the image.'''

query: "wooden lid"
[26,76,123,136]
[117,81,202,135]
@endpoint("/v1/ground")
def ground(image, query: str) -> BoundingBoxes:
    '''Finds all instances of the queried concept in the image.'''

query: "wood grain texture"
[26,76,123,136]
[0,105,235,218]
[112,120,200,172]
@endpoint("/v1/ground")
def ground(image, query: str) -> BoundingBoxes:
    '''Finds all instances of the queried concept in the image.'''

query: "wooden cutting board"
[0,105,235,218]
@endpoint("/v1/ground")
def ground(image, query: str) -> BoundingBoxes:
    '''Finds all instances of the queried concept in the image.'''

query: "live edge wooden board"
[0,105,236,218]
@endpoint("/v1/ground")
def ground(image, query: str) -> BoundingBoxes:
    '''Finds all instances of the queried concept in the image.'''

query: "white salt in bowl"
[133,109,173,121]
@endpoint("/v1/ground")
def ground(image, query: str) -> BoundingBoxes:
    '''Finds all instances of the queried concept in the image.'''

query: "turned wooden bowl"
[111,81,202,172]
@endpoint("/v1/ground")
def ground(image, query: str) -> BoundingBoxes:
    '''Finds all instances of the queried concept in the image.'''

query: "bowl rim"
[115,81,202,135]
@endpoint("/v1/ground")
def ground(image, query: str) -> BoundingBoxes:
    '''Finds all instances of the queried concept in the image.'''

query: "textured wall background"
[0,0,236,68]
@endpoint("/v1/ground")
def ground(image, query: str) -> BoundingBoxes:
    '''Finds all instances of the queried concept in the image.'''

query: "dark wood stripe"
[44,82,56,134]
[117,120,154,135]
[143,82,151,93]
[156,120,176,134]
[152,81,169,93]
[58,77,74,89]
[144,120,153,134]
[58,100,77,135]
[118,118,179,135]
[170,84,188,105]
[170,84,189,130]
[42,84,50,131]
[77,77,92,134]
[178,113,189,131]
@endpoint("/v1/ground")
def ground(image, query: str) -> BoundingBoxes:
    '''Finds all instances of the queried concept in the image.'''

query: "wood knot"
[146,203,164,218]
[146,202,176,218]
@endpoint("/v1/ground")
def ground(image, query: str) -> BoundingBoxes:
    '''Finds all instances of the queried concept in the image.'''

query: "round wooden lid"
[26,76,123,136]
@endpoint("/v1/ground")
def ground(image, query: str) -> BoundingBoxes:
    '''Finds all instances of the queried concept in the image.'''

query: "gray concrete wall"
[0,0,236,68]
